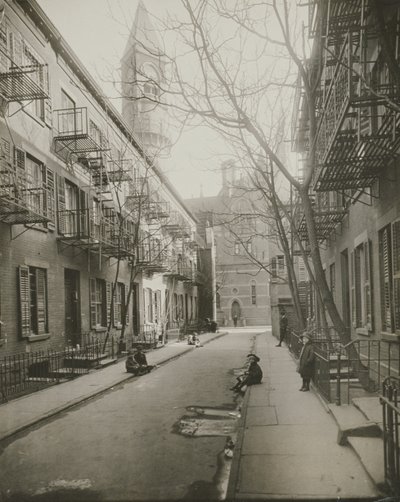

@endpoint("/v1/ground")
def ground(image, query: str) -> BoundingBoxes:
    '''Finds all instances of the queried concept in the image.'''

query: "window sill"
[381,332,400,343]
[26,334,50,342]
[114,325,122,331]
[94,327,107,333]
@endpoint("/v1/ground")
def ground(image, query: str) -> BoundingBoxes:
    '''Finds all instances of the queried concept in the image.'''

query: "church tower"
[121,1,171,158]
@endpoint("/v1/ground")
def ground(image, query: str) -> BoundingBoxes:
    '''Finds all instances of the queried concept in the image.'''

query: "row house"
[292,0,400,375]
[0,0,205,359]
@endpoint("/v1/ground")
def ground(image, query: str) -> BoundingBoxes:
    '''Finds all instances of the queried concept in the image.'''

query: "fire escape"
[0,43,50,225]
[311,0,400,192]
[294,0,400,242]
[53,107,135,259]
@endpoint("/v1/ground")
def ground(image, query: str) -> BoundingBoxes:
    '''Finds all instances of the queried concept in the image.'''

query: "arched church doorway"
[231,300,241,326]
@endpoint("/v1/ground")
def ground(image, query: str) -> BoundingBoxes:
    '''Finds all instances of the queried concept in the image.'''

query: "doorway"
[64,268,80,346]
[341,249,351,332]
[231,300,241,324]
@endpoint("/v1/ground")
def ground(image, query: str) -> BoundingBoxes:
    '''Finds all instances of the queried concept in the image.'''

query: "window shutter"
[18,265,31,338]
[0,21,9,72]
[43,71,52,126]
[392,221,400,332]
[78,189,88,236]
[123,284,129,325]
[380,226,392,331]
[57,174,66,234]
[1,138,11,163]
[106,282,112,327]
[45,167,55,224]
[364,240,373,330]
[36,268,47,334]
[89,278,97,329]
[354,248,361,328]
[113,285,119,327]
[9,30,23,67]
[350,251,356,327]
[13,146,25,170]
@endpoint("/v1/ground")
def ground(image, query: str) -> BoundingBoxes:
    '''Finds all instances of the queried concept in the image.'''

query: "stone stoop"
[329,397,387,495]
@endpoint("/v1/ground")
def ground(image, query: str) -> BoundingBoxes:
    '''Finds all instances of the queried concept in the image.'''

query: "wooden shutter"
[123,284,129,325]
[46,168,55,225]
[350,251,356,327]
[9,30,23,68]
[106,282,112,327]
[0,20,9,72]
[113,283,120,327]
[13,146,25,170]
[57,174,66,234]
[363,240,373,330]
[36,268,47,334]
[79,189,88,236]
[89,278,97,328]
[392,221,400,332]
[18,266,31,337]
[354,247,361,328]
[380,226,392,332]
[43,70,52,126]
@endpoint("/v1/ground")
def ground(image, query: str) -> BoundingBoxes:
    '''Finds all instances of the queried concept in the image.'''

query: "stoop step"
[328,403,382,445]
[347,437,386,492]
[96,358,117,368]
[352,397,383,430]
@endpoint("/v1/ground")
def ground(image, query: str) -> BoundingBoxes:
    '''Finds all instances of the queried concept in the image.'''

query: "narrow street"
[0,330,260,502]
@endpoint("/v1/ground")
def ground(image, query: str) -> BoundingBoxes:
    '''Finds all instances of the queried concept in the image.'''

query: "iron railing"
[0,334,120,403]
[288,329,400,406]
[381,376,400,497]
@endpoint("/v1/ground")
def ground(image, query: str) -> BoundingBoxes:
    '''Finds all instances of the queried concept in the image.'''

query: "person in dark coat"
[125,345,153,375]
[231,354,263,392]
[298,333,315,391]
[276,310,288,347]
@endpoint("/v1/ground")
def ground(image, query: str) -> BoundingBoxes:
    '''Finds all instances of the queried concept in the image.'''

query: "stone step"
[352,397,383,428]
[347,437,386,493]
[95,358,117,368]
[328,403,382,445]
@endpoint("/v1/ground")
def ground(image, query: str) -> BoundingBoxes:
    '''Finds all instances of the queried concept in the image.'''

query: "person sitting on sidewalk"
[125,345,154,375]
[231,354,263,392]
[297,333,315,391]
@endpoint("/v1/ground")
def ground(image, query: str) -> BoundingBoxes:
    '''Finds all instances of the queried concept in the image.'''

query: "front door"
[231,301,241,321]
[64,268,80,346]
[341,249,351,332]
[131,283,139,336]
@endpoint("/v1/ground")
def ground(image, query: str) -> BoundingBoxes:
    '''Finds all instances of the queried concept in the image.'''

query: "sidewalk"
[0,331,226,443]
[227,329,383,501]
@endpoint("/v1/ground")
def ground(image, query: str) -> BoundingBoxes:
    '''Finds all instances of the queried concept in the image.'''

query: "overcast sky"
[36,0,226,199]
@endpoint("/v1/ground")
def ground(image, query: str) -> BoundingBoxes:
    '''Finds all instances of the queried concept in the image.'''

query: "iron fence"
[381,376,400,497]
[288,329,400,406]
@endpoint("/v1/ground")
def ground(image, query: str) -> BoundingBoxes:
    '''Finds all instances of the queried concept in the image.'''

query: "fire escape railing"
[0,157,51,224]
[0,62,49,102]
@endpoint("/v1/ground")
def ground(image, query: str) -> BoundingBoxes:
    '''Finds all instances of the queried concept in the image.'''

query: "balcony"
[53,108,107,158]
[107,159,133,184]
[0,63,49,102]
[57,209,134,258]
[297,192,348,242]
[145,200,170,221]
[308,0,363,41]
[313,33,400,191]
[0,158,51,225]
[165,257,193,281]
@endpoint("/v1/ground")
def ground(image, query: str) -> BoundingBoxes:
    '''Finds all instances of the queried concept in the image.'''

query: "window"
[18,265,48,336]
[25,154,45,214]
[114,283,125,326]
[216,292,221,310]
[90,278,106,328]
[22,42,45,120]
[329,263,336,301]
[277,255,285,275]
[379,222,400,333]
[246,240,252,254]
[234,242,240,255]
[351,241,373,330]
[251,281,257,305]
[61,90,76,134]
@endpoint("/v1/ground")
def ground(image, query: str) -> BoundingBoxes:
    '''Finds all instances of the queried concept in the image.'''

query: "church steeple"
[121,1,171,158]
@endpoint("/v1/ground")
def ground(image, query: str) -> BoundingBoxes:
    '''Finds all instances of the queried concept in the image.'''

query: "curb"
[0,331,229,443]
[226,385,251,501]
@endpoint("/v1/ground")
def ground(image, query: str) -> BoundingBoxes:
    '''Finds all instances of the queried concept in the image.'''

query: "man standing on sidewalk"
[276,310,288,347]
